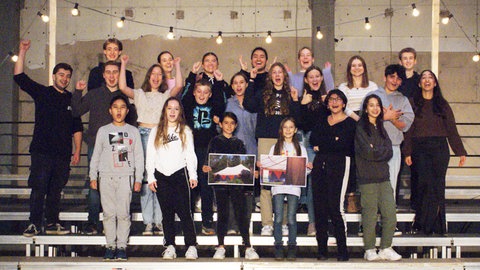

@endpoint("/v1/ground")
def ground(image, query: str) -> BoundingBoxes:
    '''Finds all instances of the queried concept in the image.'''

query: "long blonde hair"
[154,97,188,149]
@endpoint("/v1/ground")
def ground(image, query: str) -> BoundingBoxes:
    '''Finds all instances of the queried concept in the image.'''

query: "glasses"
[328,97,342,103]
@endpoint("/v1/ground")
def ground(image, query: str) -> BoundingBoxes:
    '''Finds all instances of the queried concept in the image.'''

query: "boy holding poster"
[202,112,260,260]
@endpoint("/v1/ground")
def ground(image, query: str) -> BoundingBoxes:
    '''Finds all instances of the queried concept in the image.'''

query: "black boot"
[274,245,284,261]
[287,244,297,261]
[317,244,328,260]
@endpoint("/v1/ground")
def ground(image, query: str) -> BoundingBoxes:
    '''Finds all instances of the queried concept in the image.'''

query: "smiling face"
[109,98,128,126]
[366,97,381,123]
[400,52,417,72]
[231,75,247,97]
[271,65,285,89]
[384,72,402,93]
[219,116,237,138]
[159,52,174,74]
[103,43,121,61]
[420,70,437,93]
[281,119,298,142]
[52,68,72,92]
[350,58,365,78]
[202,54,218,76]
[193,85,212,105]
[165,99,181,125]
[327,93,345,114]
[103,64,120,89]
[251,49,267,72]
[304,69,323,91]
[298,48,314,70]
[149,66,163,91]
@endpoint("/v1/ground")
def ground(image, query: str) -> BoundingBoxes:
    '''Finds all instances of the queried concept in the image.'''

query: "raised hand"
[290,86,299,101]
[75,80,87,91]
[250,67,258,79]
[239,55,248,71]
[192,61,202,74]
[301,93,312,105]
[120,54,129,65]
[19,40,31,52]
[213,69,223,81]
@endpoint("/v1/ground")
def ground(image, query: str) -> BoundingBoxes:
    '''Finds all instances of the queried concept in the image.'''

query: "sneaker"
[162,245,176,260]
[378,247,402,261]
[153,224,163,235]
[185,245,198,260]
[45,223,70,235]
[245,247,260,260]
[255,202,261,212]
[116,247,128,261]
[394,227,403,236]
[307,223,316,236]
[286,245,297,261]
[143,223,153,236]
[364,249,381,261]
[357,225,364,237]
[282,225,288,236]
[83,223,98,235]
[23,224,39,237]
[202,226,215,235]
[227,229,238,235]
[213,247,226,260]
[103,247,115,261]
[261,225,273,236]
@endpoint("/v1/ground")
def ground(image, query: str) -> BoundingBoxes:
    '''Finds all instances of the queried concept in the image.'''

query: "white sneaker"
[162,245,176,260]
[213,247,226,260]
[378,247,402,261]
[393,227,403,236]
[185,245,198,260]
[282,225,288,236]
[245,247,260,260]
[261,225,273,236]
[364,249,381,261]
[142,223,153,236]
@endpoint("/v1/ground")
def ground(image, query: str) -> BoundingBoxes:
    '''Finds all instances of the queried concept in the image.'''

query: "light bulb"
[364,17,371,30]
[473,54,480,62]
[71,3,79,16]
[441,17,449,24]
[412,4,420,17]
[216,31,223,44]
[11,54,18,62]
[116,17,125,28]
[167,27,175,40]
[37,12,49,23]
[265,31,272,44]
[316,26,323,40]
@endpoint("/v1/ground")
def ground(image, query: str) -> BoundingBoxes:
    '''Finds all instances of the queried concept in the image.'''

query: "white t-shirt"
[133,88,171,124]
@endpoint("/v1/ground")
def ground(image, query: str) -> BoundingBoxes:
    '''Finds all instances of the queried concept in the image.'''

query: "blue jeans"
[299,130,315,223]
[273,194,298,245]
[139,127,162,225]
[87,145,101,226]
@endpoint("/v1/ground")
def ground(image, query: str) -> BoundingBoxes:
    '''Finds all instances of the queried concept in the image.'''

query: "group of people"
[14,36,466,262]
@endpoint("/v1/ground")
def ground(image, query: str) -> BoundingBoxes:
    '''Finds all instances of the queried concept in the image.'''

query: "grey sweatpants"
[99,175,133,249]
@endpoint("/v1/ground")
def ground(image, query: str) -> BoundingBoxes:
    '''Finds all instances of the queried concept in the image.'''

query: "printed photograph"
[260,155,307,187]
[207,154,256,186]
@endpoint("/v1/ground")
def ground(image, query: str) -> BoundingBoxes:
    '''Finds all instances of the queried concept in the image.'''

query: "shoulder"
[368,81,378,88]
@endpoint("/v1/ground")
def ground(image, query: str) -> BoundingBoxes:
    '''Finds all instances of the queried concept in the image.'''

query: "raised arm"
[14,40,30,75]
[119,55,134,99]
[169,57,184,97]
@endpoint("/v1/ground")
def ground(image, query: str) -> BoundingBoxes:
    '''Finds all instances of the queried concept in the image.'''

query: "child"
[202,112,260,260]
[355,94,401,261]
[146,97,199,260]
[89,95,144,261]
[262,117,311,261]
[119,54,182,236]
[182,69,226,234]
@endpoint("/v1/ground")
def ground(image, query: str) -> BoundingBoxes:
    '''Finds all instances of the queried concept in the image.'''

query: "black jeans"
[191,146,214,228]
[28,152,70,227]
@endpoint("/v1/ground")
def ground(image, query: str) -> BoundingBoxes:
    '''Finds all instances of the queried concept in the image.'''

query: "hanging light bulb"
[473,53,480,62]
[8,51,18,62]
[316,26,323,40]
[37,12,49,23]
[412,3,420,17]
[167,27,175,40]
[116,17,125,28]
[71,3,79,16]
[364,17,371,30]
[265,31,272,44]
[440,10,453,25]
[216,31,223,44]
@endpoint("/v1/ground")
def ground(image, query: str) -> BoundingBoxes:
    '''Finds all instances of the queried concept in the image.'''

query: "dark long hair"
[263,62,292,115]
[346,55,369,89]
[359,94,388,138]
[303,65,327,112]
[273,117,302,156]
[141,64,168,93]
[412,70,448,118]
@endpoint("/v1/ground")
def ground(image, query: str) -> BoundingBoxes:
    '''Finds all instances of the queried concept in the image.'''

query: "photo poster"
[207,153,256,186]
[260,155,307,187]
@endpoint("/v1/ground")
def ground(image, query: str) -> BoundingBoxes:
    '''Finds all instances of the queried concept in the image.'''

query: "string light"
[116,17,125,28]
[71,3,79,16]
[364,17,371,30]
[440,10,453,25]
[37,11,49,23]
[412,3,420,17]
[216,31,223,44]
[315,26,323,40]
[8,51,18,62]
[265,31,272,44]
[473,53,480,62]
[167,26,175,40]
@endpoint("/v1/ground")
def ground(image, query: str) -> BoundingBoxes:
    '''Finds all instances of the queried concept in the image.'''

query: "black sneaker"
[103,247,115,261]
[45,223,70,235]
[83,223,98,235]
[116,248,128,261]
[23,224,39,237]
